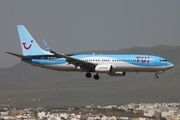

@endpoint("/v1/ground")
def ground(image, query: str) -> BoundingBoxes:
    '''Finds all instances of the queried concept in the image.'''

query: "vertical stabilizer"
[17,25,47,56]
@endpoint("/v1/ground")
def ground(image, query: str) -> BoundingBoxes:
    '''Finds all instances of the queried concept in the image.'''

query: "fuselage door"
[150,58,154,65]
[41,57,44,64]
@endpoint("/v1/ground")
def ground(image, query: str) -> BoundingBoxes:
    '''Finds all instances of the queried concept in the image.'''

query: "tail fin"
[17,25,47,56]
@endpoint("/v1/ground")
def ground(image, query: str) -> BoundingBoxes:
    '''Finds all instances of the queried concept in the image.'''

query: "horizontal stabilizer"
[6,52,32,58]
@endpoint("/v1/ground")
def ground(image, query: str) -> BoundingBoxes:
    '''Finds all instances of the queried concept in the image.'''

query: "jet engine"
[95,64,113,73]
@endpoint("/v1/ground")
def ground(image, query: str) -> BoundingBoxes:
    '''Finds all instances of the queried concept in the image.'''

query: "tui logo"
[22,40,33,50]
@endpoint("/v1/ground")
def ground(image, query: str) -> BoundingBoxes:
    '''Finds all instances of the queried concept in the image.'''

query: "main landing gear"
[85,72,99,80]
[85,72,92,78]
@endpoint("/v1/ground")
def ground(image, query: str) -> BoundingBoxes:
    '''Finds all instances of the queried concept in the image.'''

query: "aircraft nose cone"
[170,63,174,68]
[167,63,174,68]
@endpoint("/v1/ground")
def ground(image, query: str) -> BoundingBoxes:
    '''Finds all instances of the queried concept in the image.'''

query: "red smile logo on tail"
[22,40,33,50]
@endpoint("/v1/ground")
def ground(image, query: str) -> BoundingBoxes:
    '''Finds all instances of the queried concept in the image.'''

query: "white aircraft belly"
[29,61,169,73]
[112,62,166,72]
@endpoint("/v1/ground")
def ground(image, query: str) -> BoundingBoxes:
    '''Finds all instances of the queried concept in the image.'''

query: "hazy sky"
[0,0,180,67]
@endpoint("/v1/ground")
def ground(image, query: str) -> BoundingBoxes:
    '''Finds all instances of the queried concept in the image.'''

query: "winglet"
[43,39,50,51]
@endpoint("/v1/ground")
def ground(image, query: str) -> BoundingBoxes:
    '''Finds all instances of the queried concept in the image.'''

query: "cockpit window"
[159,59,167,62]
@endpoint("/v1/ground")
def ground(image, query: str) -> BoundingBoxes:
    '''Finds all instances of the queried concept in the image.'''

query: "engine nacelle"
[95,64,113,73]
[108,71,126,76]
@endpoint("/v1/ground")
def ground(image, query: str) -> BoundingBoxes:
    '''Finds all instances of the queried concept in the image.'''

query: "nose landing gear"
[154,71,164,79]
[154,74,158,79]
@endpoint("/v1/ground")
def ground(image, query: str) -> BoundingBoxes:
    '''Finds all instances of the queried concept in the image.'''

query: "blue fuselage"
[22,54,173,72]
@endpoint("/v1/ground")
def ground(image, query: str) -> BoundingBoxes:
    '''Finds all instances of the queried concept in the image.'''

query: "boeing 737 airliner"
[7,25,174,80]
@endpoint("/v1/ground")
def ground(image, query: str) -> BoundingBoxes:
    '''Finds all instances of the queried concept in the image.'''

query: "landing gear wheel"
[154,75,158,79]
[85,72,92,78]
[94,74,99,80]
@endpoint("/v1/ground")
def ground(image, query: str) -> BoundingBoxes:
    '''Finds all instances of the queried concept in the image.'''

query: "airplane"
[6,25,174,80]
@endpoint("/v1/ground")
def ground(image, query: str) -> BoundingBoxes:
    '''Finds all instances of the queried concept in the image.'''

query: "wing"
[50,50,96,71]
